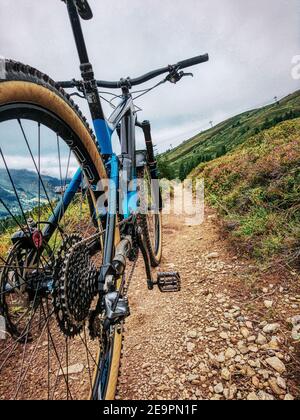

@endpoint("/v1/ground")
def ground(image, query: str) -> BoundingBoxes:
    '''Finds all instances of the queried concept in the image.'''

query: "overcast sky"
[0,0,299,156]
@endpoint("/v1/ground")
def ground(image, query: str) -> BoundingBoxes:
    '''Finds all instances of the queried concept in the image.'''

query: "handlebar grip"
[75,0,93,20]
[177,54,209,70]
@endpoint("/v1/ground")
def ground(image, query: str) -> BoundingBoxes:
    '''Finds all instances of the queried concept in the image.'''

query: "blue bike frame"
[47,90,139,276]
[54,0,208,246]
[51,92,138,219]
[51,0,165,286]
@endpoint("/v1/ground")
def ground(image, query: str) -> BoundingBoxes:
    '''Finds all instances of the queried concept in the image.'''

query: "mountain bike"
[0,0,209,400]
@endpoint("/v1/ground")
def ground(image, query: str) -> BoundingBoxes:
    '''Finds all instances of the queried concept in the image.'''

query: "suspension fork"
[140,120,157,178]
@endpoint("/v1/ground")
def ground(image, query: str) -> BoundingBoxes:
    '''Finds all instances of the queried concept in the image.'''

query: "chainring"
[53,234,98,338]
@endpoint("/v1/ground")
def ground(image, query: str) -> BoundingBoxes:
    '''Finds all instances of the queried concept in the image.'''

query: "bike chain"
[123,248,139,298]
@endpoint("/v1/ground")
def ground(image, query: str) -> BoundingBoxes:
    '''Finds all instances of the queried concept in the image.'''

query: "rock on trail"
[117,209,299,401]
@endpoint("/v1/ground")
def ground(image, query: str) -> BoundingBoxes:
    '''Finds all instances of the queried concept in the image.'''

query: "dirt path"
[117,208,300,401]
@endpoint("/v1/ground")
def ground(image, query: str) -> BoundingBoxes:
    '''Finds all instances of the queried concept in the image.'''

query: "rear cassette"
[53,235,98,337]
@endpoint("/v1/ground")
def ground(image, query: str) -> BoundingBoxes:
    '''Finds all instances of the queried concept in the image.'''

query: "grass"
[0,195,92,260]
[191,118,300,265]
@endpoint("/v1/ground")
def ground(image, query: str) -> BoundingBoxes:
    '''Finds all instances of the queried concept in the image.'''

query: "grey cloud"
[0,0,299,154]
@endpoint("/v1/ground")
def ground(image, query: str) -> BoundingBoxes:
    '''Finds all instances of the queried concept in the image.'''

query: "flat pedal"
[156,272,181,293]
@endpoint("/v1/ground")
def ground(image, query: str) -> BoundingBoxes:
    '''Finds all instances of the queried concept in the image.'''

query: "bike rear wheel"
[0,61,122,400]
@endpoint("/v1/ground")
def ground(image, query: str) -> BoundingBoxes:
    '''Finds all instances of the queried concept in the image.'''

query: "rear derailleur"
[91,233,134,332]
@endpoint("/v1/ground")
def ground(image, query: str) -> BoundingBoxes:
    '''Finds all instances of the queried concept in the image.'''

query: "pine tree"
[179,163,186,181]
[157,157,173,180]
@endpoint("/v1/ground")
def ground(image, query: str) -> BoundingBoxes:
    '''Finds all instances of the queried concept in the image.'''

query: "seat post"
[65,0,90,66]
[65,0,105,121]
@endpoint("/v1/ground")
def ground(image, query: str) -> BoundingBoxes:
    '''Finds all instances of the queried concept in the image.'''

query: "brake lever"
[182,72,194,79]
[166,70,194,84]
[70,92,86,99]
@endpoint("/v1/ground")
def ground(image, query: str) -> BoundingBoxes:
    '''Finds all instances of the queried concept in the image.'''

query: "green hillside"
[191,118,300,264]
[160,90,300,179]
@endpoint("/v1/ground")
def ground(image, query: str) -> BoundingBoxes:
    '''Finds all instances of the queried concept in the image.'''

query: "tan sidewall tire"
[105,324,123,400]
[0,81,107,179]
[156,211,163,263]
[0,80,122,400]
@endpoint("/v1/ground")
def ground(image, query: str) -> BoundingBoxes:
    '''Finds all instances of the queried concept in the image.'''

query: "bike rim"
[144,168,161,258]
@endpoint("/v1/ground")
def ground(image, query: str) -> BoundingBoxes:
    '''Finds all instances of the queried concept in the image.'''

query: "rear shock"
[141,120,157,179]
[141,120,162,211]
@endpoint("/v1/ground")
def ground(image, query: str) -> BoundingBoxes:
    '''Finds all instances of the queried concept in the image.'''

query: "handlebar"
[97,67,170,89]
[58,53,209,90]
[177,54,209,70]
[97,54,209,89]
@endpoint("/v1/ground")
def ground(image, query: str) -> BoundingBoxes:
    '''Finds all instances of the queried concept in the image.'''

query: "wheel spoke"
[0,149,31,233]
[0,306,46,366]
[83,327,93,393]
[18,119,56,220]
[41,303,74,401]
[14,282,41,398]
[0,103,104,399]
[0,198,28,238]
[14,306,50,399]
[38,123,41,226]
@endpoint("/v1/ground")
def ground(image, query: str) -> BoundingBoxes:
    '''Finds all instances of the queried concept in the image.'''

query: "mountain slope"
[161,90,300,178]
[191,118,300,263]
[0,169,61,218]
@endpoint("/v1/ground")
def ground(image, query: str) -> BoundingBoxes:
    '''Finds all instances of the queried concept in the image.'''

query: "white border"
[0,55,6,80]
[0,315,6,340]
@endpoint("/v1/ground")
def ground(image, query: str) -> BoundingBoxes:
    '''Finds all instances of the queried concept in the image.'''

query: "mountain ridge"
[0,168,62,218]
[160,90,300,179]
